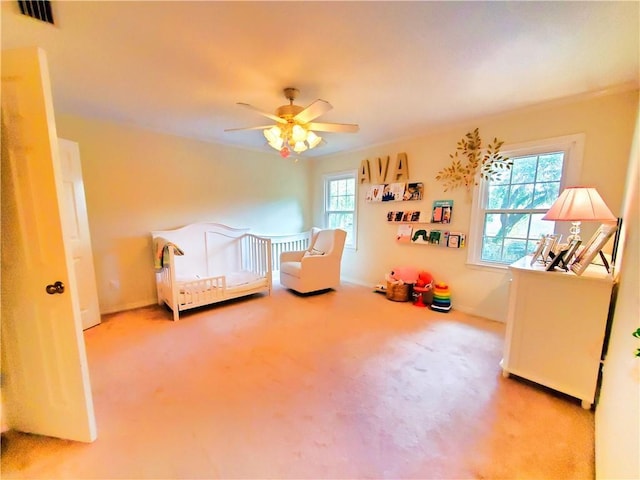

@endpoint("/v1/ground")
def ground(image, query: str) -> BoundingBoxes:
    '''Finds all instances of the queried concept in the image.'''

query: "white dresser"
[501,256,615,409]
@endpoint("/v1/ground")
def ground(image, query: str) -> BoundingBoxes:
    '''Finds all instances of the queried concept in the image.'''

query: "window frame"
[323,170,358,249]
[467,134,584,269]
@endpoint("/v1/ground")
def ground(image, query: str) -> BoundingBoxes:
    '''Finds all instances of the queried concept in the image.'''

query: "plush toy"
[388,266,419,284]
[415,271,434,289]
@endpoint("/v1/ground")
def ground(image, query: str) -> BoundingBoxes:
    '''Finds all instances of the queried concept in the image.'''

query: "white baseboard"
[341,276,372,288]
[341,276,505,323]
[100,298,158,315]
[98,287,506,324]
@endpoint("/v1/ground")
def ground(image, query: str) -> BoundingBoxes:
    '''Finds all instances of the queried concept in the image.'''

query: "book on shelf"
[431,200,454,224]
[396,224,413,243]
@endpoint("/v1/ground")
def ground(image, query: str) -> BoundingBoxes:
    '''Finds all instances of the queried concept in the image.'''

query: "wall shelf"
[395,223,466,248]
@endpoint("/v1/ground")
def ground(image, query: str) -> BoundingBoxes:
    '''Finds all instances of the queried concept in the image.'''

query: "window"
[324,171,357,248]
[468,135,584,268]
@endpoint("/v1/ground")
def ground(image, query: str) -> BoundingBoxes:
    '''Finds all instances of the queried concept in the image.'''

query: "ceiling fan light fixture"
[229,88,357,155]
[263,125,281,143]
[293,141,308,153]
[292,124,307,143]
[268,137,284,150]
[306,130,321,149]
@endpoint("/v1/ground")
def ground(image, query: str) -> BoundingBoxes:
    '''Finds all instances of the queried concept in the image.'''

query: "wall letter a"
[389,153,409,181]
[359,159,371,184]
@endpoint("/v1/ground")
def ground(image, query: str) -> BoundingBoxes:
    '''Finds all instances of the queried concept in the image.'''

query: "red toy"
[413,271,434,307]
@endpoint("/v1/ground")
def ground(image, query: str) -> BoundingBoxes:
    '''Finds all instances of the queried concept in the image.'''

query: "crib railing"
[263,231,311,272]
[240,233,272,278]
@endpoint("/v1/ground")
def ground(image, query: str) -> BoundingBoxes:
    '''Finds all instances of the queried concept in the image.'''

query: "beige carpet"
[1,282,594,479]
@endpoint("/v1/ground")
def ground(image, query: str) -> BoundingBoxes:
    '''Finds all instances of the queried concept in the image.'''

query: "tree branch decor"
[436,128,511,192]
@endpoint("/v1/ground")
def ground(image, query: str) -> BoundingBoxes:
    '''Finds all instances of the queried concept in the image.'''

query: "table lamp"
[541,186,617,242]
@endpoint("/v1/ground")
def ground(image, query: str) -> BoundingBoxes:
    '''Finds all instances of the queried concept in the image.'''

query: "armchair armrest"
[300,254,340,274]
[280,250,306,263]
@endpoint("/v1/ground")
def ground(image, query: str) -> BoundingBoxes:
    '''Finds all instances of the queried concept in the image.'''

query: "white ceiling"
[2,1,638,158]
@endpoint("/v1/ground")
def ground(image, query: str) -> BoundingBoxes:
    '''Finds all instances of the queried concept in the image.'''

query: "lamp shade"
[541,187,616,222]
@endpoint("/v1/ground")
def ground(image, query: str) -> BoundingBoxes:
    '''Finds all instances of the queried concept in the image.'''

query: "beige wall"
[56,115,312,313]
[310,88,638,322]
[54,89,637,321]
[54,91,639,476]
[596,107,639,479]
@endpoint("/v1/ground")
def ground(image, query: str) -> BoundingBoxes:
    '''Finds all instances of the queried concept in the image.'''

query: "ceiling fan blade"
[294,99,333,124]
[224,125,273,132]
[237,102,287,124]
[307,122,360,133]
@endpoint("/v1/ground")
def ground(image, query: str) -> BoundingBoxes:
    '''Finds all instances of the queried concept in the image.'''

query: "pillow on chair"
[303,248,325,258]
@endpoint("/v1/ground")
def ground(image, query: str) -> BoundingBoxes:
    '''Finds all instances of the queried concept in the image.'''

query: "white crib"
[151,222,272,321]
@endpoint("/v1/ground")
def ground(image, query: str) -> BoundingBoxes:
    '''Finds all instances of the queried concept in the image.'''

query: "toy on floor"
[430,282,452,312]
[384,266,419,302]
[373,283,387,294]
[387,266,419,284]
[412,271,434,307]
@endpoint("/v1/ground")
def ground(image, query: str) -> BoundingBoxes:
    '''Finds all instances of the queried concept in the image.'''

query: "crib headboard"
[151,223,250,278]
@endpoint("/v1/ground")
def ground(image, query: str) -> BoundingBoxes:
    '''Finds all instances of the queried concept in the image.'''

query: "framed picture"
[545,239,581,272]
[563,239,582,267]
[541,234,561,264]
[570,223,618,276]
[530,235,547,266]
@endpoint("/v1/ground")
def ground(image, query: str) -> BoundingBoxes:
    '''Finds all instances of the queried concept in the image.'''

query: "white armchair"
[279,228,347,294]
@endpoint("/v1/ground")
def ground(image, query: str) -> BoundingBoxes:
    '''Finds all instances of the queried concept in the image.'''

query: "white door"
[59,138,101,330]
[0,47,97,442]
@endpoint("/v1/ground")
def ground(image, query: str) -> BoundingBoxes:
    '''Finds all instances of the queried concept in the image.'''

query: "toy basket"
[386,281,411,302]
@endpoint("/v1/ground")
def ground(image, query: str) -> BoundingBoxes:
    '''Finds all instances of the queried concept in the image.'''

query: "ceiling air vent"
[18,0,54,25]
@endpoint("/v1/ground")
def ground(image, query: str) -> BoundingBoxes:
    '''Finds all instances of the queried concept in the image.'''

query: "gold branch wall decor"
[436,128,511,192]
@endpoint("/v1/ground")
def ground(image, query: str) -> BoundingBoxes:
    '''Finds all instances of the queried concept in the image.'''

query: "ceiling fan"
[225,87,359,158]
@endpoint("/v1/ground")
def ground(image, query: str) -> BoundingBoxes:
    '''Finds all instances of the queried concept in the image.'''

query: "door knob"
[46,281,65,295]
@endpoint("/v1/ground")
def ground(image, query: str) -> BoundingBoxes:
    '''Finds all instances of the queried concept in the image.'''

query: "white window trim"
[467,133,585,270]
[323,169,358,250]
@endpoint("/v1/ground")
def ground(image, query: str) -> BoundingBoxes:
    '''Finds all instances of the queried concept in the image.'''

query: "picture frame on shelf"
[570,223,618,276]
[545,239,581,272]
[563,239,582,267]
[529,235,547,266]
[541,234,561,264]
[545,249,568,271]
